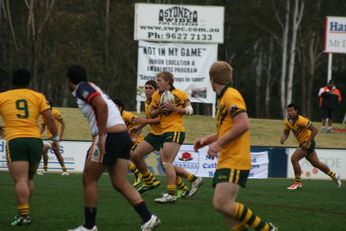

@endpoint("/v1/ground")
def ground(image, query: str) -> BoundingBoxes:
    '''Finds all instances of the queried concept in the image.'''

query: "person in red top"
[318,80,341,132]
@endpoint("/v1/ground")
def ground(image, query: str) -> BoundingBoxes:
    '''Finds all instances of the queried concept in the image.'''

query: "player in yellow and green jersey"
[151,71,202,203]
[0,68,59,226]
[38,99,69,176]
[280,103,342,190]
[194,61,277,231]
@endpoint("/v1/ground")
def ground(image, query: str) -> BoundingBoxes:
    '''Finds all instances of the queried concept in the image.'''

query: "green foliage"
[1,1,346,119]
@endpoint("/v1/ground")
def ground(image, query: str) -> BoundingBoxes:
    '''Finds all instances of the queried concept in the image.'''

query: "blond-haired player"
[194,61,277,231]
[151,71,203,203]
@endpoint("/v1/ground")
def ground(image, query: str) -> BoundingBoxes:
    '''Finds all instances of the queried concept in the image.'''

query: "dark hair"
[67,65,87,84]
[328,80,334,85]
[112,98,125,111]
[12,68,31,87]
[287,103,298,111]
[46,99,53,108]
[145,80,157,89]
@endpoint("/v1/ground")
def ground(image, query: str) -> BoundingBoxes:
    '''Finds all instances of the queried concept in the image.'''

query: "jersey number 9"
[16,99,29,119]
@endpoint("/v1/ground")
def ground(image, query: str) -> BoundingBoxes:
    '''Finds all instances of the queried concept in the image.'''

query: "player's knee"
[161,161,171,171]
[212,197,226,213]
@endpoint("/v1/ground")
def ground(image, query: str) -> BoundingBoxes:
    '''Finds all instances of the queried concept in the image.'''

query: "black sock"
[84,207,97,229]
[134,201,152,223]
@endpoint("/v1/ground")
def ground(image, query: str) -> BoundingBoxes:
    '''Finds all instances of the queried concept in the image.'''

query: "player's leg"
[52,142,69,175]
[109,158,160,230]
[133,139,160,193]
[213,169,277,231]
[306,151,341,188]
[154,141,179,203]
[174,165,203,198]
[106,131,160,230]
[128,144,142,187]
[68,139,105,231]
[321,108,328,132]
[7,138,42,226]
[40,143,50,174]
[287,147,306,190]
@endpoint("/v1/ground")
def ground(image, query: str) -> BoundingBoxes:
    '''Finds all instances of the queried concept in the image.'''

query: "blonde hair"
[156,71,174,85]
[209,61,233,85]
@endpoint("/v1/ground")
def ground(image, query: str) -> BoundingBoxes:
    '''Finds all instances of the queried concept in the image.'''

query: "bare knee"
[213,196,229,213]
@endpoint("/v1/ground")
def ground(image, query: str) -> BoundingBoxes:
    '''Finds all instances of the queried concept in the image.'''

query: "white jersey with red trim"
[72,81,124,136]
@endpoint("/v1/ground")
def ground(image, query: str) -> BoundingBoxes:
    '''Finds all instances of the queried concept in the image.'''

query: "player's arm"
[90,95,108,155]
[0,125,5,138]
[150,106,162,118]
[307,123,318,142]
[208,112,249,157]
[56,117,65,141]
[40,123,46,135]
[193,133,218,152]
[131,117,160,133]
[41,109,59,152]
[280,129,290,144]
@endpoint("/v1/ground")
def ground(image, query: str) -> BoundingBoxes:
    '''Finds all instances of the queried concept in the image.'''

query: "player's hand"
[207,141,221,158]
[301,141,310,150]
[280,137,285,144]
[98,134,106,155]
[129,125,141,133]
[193,138,208,152]
[162,101,176,112]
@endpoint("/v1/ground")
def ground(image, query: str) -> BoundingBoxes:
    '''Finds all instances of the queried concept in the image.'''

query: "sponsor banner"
[324,16,346,53]
[137,40,216,103]
[134,3,224,43]
[0,139,268,178]
[0,139,88,172]
[287,148,346,179]
[173,145,269,178]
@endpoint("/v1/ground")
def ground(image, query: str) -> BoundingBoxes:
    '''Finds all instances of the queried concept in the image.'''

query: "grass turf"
[0,172,345,231]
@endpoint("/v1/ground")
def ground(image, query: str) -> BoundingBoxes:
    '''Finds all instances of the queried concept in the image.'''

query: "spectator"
[318,80,341,132]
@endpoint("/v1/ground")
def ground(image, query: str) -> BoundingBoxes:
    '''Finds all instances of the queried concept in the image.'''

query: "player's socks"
[44,165,48,172]
[62,165,67,172]
[84,207,97,229]
[142,169,158,185]
[294,175,301,184]
[176,177,187,190]
[231,223,248,231]
[18,204,29,218]
[327,170,337,181]
[234,203,271,231]
[167,184,176,195]
[134,201,152,223]
[187,173,197,182]
[129,162,141,178]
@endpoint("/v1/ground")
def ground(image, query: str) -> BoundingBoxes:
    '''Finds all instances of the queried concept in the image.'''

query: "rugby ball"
[160,91,175,104]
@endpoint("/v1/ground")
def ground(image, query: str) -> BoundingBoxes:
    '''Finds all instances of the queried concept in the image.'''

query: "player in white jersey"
[66,65,160,231]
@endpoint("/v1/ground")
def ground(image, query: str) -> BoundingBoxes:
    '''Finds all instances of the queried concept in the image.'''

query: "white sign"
[174,145,269,179]
[0,139,89,173]
[287,148,346,180]
[134,3,224,43]
[137,41,217,104]
[324,16,346,53]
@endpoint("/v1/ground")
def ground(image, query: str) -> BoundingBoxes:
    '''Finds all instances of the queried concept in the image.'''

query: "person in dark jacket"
[318,80,341,132]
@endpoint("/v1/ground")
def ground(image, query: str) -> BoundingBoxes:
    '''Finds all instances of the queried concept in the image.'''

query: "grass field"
[0,172,345,231]
[55,108,346,148]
